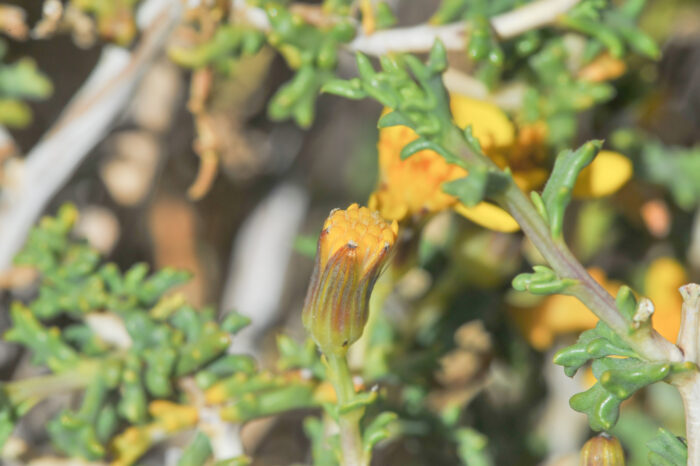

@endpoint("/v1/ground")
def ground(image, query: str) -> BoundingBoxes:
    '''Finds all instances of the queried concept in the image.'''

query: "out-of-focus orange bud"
[580,434,626,465]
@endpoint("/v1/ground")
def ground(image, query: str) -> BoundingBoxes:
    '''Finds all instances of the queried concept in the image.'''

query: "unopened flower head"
[302,204,398,355]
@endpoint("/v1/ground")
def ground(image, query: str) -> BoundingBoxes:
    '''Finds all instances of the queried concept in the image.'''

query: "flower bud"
[580,434,625,466]
[302,204,398,355]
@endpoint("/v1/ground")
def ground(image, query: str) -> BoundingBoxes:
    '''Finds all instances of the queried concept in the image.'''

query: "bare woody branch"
[0,0,182,272]
[233,0,582,55]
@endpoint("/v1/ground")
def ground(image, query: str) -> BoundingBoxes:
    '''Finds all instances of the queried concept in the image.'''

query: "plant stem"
[326,353,367,466]
[498,181,681,362]
[448,131,681,362]
[676,284,700,465]
[678,376,700,466]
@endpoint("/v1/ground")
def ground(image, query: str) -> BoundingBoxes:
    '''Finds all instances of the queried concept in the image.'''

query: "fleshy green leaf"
[512,265,578,295]
[541,141,602,238]
[178,431,213,466]
[363,412,397,453]
[570,382,622,431]
[455,428,493,466]
[648,428,687,466]
[553,321,636,377]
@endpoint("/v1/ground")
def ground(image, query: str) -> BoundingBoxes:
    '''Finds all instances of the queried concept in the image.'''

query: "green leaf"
[400,137,443,160]
[276,336,324,378]
[562,16,625,57]
[214,456,252,466]
[561,326,687,431]
[442,167,509,207]
[541,141,602,238]
[615,286,637,323]
[0,57,53,99]
[321,78,367,100]
[455,428,493,466]
[426,39,448,72]
[638,139,700,210]
[339,391,377,415]
[294,234,318,258]
[5,303,80,372]
[117,353,147,424]
[363,412,397,453]
[0,387,16,451]
[443,168,488,207]
[178,431,213,466]
[377,110,414,129]
[530,192,549,224]
[375,2,397,29]
[570,382,622,431]
[512,265,578,295]
[594,358,670,400]
[304,416,339,466]
[553,321,636,377]
[220,312,252,334]
[647,428,687,466]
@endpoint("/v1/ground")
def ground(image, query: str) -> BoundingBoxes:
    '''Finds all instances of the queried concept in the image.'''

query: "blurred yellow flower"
[572,150,634,199]
[644,257,686,343]
[369,122,470,221]
[513,258,687,350]
[111,401,199,466]
[370,95,633,232]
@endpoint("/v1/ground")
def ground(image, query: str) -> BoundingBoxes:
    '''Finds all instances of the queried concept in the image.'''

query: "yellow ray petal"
[454,202,520,232]
[573,150,633,198]
[513,168,549,192]
[450,94,515,150]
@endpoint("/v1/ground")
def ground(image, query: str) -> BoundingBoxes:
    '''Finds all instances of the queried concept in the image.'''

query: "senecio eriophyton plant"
[3,1,700,465]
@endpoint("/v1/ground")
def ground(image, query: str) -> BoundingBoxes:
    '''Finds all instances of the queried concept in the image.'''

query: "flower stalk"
[326,353,367,466]
[302,204,398,465]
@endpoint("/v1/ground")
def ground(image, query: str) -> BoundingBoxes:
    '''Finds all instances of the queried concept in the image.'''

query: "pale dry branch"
[233,0,581,55]
[676,284,700,466]
[221,182,308,355]
[0,0,182,272]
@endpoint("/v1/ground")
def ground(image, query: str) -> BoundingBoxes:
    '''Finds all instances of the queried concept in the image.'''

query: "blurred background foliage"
[0,0,698,465]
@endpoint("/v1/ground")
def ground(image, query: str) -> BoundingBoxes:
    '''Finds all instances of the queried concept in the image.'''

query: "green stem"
[326,353,367,466]
[498,177,680,362]
[448,130,681,362]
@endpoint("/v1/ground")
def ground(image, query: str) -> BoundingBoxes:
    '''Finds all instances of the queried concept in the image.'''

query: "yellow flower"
[513,258,687,350]
[303,204,398,355]
[370,95,633,232]
[572,150,634,199]
[111,401,199,466]
[369,122,469,221]
[644,257,686,343]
